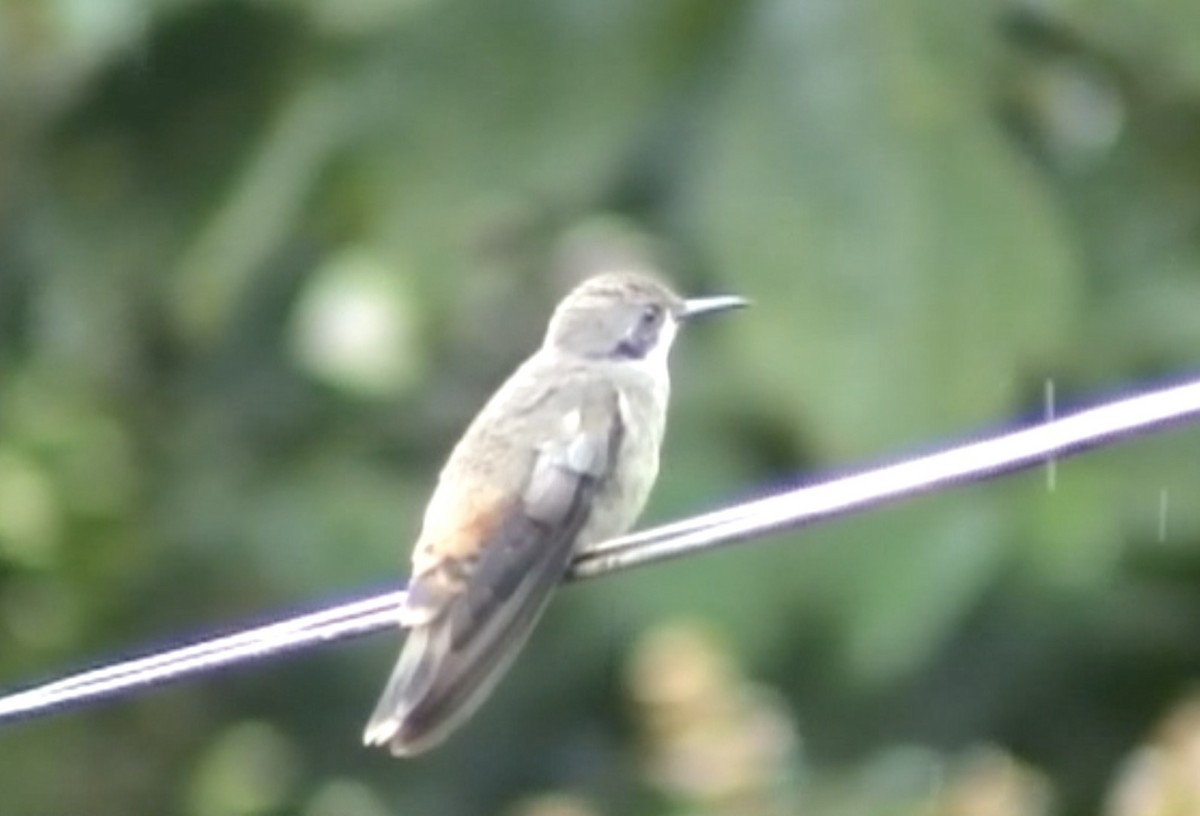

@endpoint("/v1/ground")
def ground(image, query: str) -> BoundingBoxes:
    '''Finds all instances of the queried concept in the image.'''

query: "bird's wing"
[363,378,624,754]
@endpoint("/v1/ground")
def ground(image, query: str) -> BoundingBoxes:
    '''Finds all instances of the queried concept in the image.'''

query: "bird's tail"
[361,621,451,753]
[361,591,553,756]
[363,499,585,755]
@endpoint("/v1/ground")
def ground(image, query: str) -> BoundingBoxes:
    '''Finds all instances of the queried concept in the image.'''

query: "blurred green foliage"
[3,0,1200,814]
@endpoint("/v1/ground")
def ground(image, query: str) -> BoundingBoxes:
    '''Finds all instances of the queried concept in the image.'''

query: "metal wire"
[4,376,1200,727]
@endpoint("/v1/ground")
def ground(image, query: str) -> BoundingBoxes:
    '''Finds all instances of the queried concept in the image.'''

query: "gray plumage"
[362,272,744,755]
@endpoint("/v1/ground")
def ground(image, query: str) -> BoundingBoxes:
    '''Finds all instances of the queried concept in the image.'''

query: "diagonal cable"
[3,376,1200,726]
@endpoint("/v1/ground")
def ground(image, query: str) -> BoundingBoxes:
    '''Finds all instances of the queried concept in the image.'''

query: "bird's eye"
[640,304,664,327]
[614,304,666,359]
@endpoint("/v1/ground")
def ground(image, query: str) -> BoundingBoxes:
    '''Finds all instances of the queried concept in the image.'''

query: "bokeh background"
[3,1,1200,814]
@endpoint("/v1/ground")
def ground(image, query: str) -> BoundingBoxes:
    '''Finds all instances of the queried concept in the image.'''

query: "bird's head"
[544,272,746,364]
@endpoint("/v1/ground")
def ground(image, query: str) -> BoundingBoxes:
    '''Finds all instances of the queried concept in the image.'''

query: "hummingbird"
[362,271,746,755]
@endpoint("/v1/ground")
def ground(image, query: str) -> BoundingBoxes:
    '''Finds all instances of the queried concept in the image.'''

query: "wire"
[571,377,1200,575]
[3,376,1200,727]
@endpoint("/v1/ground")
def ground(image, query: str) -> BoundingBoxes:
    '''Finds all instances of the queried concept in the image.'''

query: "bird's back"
[364,349,668,754]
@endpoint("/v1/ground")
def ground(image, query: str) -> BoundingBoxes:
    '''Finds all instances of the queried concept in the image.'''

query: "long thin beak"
[679,294,749,321]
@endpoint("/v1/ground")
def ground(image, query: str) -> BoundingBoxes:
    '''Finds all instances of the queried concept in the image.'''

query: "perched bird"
[362,271,746,756]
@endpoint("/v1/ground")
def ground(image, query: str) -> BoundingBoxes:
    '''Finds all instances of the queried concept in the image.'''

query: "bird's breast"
[576,375,669,550]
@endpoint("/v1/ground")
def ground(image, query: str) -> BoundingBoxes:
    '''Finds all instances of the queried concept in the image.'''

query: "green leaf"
[686,0,1080,457]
